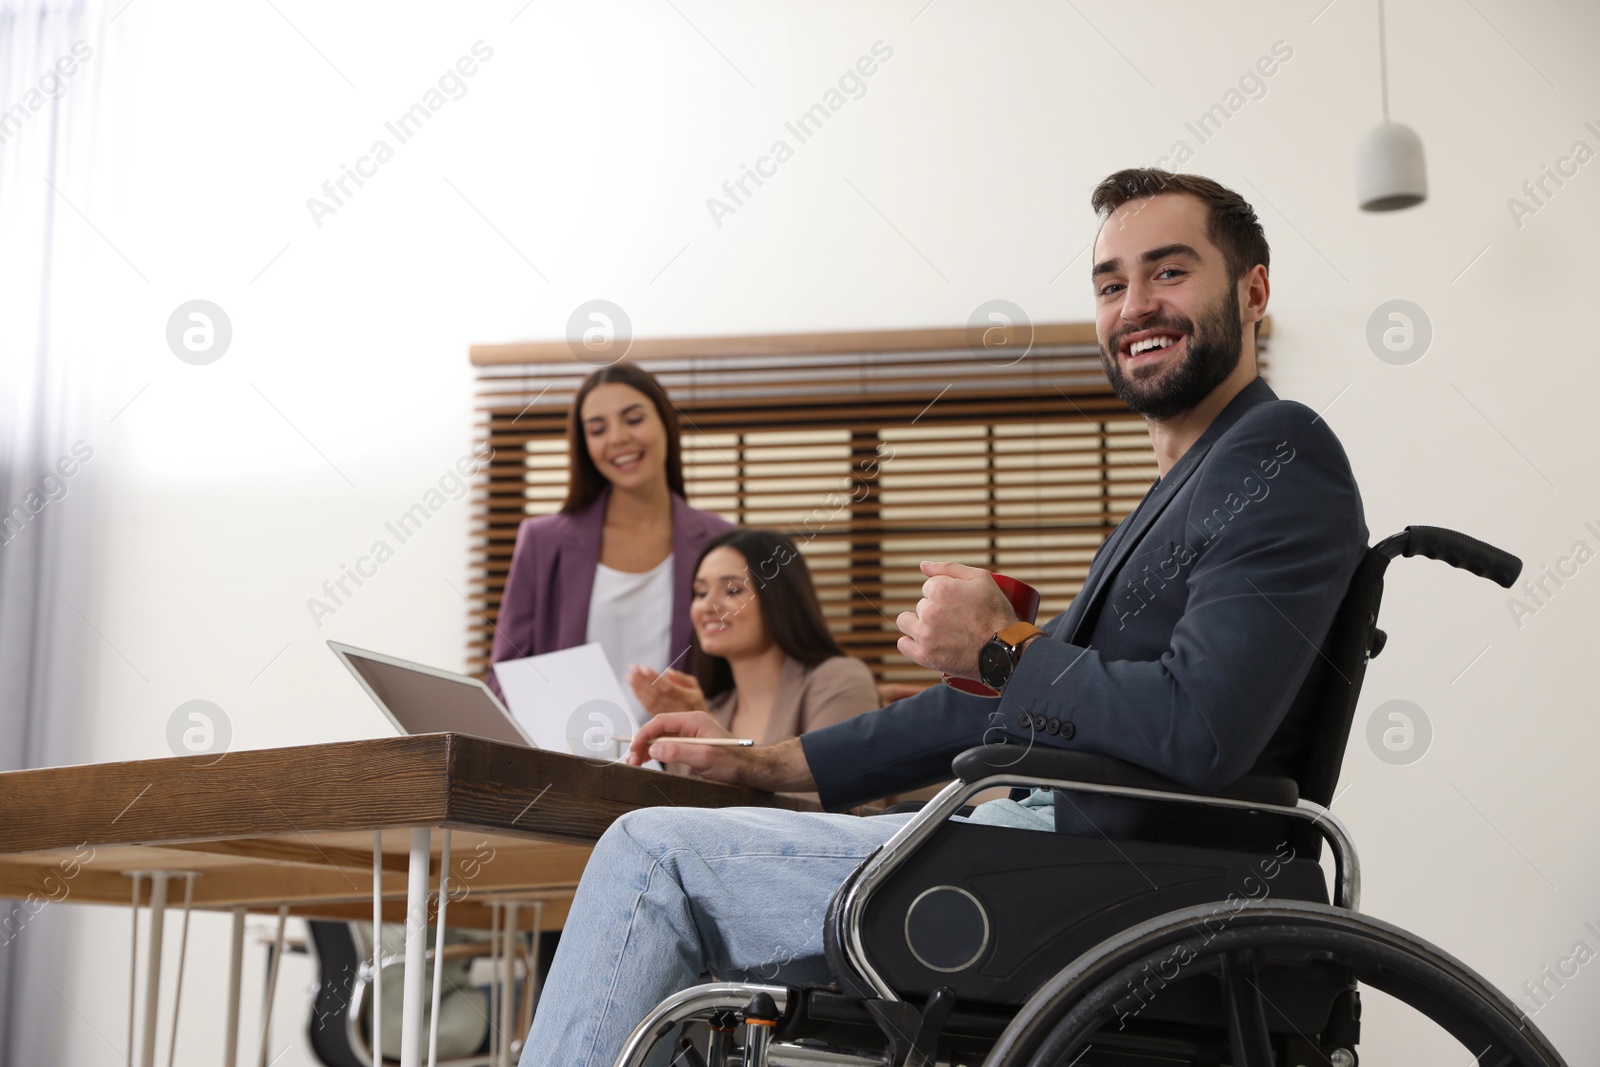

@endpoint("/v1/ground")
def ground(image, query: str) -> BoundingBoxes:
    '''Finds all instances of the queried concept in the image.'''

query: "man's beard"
[1100,284,1244,421]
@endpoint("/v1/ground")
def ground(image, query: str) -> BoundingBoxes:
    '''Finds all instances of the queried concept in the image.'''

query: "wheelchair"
[610,527,1572,1067]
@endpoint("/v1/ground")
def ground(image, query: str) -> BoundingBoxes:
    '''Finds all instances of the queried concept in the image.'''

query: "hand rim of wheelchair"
[985,898,1567,1067]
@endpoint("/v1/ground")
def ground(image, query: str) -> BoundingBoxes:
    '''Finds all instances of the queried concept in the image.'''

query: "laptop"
[328,640,537,748]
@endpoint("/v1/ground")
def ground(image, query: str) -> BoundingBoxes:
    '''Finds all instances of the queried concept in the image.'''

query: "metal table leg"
[165,873,197,1067]
[427,829,452,1067]
[223,907,245,1067]
[399,828,431,1067]
[127,873,144,1067]
[257,904,288,1067]
[373,830,384,1066]
[501,902,519,1067]
[140,871,169,1067]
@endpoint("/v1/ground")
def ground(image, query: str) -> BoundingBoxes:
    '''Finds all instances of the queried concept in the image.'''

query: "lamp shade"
[1356,121,1427,211]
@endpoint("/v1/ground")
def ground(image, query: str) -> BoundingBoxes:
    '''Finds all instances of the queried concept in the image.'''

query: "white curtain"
[0,0,102,1061]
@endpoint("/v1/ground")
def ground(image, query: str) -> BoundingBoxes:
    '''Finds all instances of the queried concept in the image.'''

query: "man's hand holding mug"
[896,562,1042,696]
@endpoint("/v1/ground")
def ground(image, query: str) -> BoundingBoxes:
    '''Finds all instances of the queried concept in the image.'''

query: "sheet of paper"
[492,642,644,763]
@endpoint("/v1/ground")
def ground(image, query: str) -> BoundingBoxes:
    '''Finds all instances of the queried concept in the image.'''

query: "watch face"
[978,639,1012,690]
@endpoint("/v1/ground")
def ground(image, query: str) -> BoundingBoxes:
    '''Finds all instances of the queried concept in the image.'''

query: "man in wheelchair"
[514,170,1554,1067]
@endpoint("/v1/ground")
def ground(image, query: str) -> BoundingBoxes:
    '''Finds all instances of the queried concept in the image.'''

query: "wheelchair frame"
[603,528,1570,1066]
[613,762,1366,1067]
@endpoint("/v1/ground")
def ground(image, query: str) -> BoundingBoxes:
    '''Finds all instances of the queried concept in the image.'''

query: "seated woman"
[629,529,880,753]
[489,363,733,719]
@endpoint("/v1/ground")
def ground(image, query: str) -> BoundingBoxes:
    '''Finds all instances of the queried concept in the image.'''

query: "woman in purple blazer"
[489,364,734,705]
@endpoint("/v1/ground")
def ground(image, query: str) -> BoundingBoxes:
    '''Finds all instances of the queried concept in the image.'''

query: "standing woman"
[489,364,733,716]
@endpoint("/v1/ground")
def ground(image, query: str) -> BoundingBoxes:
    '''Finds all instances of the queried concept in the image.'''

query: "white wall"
[27,0,1600,1061]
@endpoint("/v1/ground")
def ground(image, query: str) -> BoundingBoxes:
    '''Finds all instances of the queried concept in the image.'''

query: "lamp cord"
[1378,0,1391,123]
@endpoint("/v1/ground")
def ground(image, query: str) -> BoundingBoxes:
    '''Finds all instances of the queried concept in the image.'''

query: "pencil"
[613,736,755,747]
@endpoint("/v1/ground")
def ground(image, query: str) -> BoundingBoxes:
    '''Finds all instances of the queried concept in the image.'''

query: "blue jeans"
[518,805,914,1067]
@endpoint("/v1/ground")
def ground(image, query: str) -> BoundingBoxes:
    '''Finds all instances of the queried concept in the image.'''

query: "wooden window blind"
[468,322,1269,687]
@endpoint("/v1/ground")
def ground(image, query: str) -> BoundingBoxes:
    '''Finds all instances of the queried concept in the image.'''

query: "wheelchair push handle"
[1376,525,1522,588]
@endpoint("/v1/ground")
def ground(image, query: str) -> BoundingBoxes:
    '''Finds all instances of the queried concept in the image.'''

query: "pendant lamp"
[1356,0,1427,211]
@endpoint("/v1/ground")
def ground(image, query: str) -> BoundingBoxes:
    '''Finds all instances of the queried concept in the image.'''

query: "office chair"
[610,526,1571,1067]
[306,920,558,1065]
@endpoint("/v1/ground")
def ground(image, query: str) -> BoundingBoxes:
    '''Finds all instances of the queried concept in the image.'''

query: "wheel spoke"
[1221,951,1276,1067]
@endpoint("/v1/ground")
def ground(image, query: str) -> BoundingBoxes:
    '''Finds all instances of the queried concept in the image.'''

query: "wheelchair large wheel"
[986,900,1567,1067]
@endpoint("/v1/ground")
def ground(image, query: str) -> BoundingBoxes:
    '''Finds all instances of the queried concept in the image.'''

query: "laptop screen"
[341,650,534,748]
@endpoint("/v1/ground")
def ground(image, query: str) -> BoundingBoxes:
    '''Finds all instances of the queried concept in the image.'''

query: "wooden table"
[0,733,816,1067]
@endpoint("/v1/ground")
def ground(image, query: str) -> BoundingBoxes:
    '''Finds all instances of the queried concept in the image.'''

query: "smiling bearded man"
[1101,259,1245,421]
[515,168,1367,1067]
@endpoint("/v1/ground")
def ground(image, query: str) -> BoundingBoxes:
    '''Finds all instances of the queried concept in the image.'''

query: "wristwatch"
[977,621,1047,692]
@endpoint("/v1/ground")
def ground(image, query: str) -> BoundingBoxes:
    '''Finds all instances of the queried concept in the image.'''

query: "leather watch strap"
[996,621,1046,649]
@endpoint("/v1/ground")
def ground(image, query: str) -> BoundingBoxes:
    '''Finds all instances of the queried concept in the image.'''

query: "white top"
[586,555,675,725]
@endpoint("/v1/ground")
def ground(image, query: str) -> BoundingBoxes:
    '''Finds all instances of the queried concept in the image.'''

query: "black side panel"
[859,824,1326,1007]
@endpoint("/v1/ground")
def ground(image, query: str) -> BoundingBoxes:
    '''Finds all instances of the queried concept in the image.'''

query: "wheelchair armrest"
[950,745,1299,808]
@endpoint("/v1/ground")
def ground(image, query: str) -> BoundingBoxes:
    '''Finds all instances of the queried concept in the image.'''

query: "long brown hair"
[692,529,847,700]
[561,363,686,514]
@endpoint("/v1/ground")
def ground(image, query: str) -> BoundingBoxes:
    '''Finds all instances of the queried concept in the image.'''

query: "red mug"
[941,572,1042,699]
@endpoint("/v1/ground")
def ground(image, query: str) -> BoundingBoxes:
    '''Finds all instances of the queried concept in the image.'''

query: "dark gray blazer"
[801,378,1367,839]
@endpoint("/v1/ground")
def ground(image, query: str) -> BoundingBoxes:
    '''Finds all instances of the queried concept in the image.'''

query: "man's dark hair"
[561,362,686,514]
[691,529,846,700]
[1090,168,1270,339]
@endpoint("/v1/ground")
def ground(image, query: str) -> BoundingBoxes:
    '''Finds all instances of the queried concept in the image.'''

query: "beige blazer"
[704,655,880,744]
